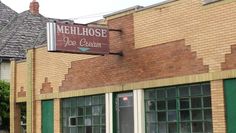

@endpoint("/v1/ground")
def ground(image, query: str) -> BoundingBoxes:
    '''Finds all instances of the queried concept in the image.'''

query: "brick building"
[10,0,236,133]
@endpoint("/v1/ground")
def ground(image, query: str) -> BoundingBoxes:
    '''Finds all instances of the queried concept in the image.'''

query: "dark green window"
[61,95,105,133]
[144,82,212,133]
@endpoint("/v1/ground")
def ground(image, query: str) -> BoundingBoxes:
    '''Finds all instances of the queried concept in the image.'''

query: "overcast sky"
[1,0,165,23]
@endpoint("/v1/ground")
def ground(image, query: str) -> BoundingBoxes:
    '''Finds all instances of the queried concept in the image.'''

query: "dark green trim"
[42,100,54,133]
[113,93,117,133]
[224,79,236,133]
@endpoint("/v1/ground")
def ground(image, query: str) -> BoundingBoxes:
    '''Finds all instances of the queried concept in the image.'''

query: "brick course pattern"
[211,80,226,133]
[34,47,95,95]
[59,14,208,91]
[16,62,27,98]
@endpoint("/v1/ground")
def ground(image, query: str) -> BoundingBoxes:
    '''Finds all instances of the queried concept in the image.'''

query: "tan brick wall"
[211,80,226,133]
[16,61,27,98]
[35,100,41,133]
[10,60,22,133]
[54,99,60,133]
[34,46,95,95]
[134,0,236,72]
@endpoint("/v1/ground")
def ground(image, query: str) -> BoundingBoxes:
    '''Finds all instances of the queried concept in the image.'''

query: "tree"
[0,81,10,130]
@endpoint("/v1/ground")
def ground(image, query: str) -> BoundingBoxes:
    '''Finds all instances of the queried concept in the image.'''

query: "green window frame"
[61,95,105,133]
[144,82,212,133]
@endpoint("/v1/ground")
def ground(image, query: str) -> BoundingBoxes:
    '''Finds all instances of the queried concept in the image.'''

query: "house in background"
[0,0,52,82]
[0,1,17,81]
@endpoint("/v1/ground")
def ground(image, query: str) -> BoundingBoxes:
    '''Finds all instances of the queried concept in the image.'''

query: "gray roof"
[0,3,49,59]
[0,1,17,30]
[0,11,49,58]
[0,2,74,59]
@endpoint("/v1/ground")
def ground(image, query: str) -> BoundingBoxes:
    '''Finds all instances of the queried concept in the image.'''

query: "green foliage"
[0,80,10,130]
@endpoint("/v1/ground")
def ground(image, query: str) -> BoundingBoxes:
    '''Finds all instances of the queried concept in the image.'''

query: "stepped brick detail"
[222,45,236,70]
[60,39,209,92]
[40,77,53,94]
[18,86,26,97]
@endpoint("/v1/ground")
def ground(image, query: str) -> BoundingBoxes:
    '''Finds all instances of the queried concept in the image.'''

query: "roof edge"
[103,0,177,18]
[136,0,178,12]
[103,5,143,18]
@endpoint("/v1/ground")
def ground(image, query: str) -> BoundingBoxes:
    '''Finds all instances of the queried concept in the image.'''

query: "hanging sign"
[47,22,109,55]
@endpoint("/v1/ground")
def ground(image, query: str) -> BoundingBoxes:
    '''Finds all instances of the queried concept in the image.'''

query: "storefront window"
[145,82,212,133]
[61,95,105,133]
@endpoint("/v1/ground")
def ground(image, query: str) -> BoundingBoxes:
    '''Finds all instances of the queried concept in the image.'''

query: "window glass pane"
[85,126,92,133]
[192,122,203,132]
[63,118,68,126]
[100,95,105,104]
[180,98,189,109]
[168,123,177,133]
[168,100,176,110]
[167,88,176,98]
[63,127,69,133]
[145,89,156,99]
[92,106,101,116]
[180,110,190,121]
[78,107,84,116]
[168,111,177,122]
[92,116,100,125]
[85,117,92,126]
[85,97,91,106]
[100,126,105,133]
[71,127,77,133]
[100,116,105,124]
[157,112,166,121]
[202,83,211,95]
[77,97,84,106]
[204,109,212,120]
[63,108,70,118]
[101,105,105,115]
[192,110,203,120]
[78,117,83,125]
[179,86,189,97]
[158,122,167,133]
[146,123,156,133]
[203,97,211,107]
[156,89,165,99]
[78,127,84,132]
[86,106,92,115]
[92,96,100,105]
[63,99,71,107]
[190,84,202,96]
[204,122,213,132]
[71,107,77,116]
[93,126,100,133]
[146,112,156,123]
[180,122,191,133]
[146,101,156,111]
[157,101,166,110]
[71,98,77,107]
[191,97,202,108]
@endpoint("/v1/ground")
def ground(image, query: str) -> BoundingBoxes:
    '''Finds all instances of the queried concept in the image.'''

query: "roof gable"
[0,1,18,30]
[0,9,49,58]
